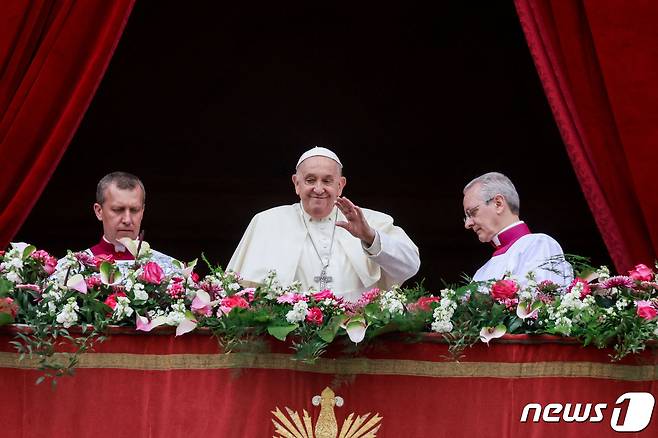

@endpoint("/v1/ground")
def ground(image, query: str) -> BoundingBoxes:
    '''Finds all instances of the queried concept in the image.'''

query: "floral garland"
[1,241,657,384]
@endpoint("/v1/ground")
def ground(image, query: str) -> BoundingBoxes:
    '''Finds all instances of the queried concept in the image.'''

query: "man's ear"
[338,176,346,195]
[493,194,506,212]
[93,203,103,221]
[292,174,300,195]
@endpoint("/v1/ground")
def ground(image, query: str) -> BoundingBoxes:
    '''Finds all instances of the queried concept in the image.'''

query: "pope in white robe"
[463,172,573,287]
[228,147,420,302]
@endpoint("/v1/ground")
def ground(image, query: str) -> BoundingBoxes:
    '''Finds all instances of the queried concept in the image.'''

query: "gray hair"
[464,172,520,215]
[96,171,145,205]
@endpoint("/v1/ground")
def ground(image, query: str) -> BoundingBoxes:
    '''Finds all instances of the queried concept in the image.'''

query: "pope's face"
[93,183,145,244]
[293,156,346,219]
[463,183,500,243]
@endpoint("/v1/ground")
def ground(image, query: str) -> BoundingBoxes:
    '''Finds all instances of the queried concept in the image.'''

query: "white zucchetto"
[296,146,343,169]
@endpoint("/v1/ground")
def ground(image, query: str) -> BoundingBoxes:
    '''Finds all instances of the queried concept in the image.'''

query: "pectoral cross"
[314,267,333,290]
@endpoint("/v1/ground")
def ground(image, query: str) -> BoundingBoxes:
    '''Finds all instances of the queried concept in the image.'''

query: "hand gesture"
[335,196,376,245]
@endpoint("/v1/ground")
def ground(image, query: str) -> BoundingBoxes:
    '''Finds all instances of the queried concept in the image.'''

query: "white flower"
[8,258,23,270]
[5,271,21,283]
[132,283,148,302]
[228,282,240,291]
[55,297,79,328]
[285,301,309,323]
[112,296,134,320]
[431,320,453,333]
[166,311,186,325]
[615,298,629,310]
[596,265,610,281]
[379,289,407,315]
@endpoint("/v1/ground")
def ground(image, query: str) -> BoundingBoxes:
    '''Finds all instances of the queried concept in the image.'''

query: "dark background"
[15,1,611,289]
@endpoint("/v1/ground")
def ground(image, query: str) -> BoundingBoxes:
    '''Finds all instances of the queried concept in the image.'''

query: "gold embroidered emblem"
[271,387,382,438]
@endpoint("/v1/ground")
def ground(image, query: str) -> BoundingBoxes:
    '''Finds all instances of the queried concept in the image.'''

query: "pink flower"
[191,272,200,283]
[635,300,657,320]
[218,295,249,316]
[568,277,591,299]
[85,276,102,290]
[94,253,115,268]
[139,262,165,285]
[353,288,381,309]
[31,250,58,275]
[0,297,18,319]
[277,293,307,304]
[191,290,214,317]
[167,281,185,299]
[237,288,256,303]
[490,279,519,301]
[408,296,440,312]
[305,307,324,325]
[312,289,335,301]
[536,280,560,295]
[629,264,654,282]
[598,276,635,289]
[104,291,127,310]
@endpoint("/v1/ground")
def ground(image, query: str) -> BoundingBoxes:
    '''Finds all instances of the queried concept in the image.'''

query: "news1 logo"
[520,392,655,432]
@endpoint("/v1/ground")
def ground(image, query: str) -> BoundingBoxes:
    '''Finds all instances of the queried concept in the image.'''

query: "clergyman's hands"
[335,196,376,246]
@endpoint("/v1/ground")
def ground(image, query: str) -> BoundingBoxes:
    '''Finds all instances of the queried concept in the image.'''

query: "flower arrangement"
[1,241,657,384]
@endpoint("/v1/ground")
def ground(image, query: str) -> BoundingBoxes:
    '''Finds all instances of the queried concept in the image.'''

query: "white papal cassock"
[227,204,420,302]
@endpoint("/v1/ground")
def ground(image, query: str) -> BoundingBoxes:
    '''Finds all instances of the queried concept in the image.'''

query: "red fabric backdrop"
[514,0,658,272]
[0,0,135,248]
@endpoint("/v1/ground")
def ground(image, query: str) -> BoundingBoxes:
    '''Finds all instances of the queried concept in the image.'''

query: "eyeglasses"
[463,197,495,223]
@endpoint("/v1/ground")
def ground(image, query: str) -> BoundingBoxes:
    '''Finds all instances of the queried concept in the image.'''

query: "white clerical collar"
[300,206,338,223]
[491,221,524,246]
[103,235,126,252]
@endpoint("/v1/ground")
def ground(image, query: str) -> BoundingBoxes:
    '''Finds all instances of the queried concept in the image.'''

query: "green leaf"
[507,316,523,333]
[364,303,385,321]
[267,324,298,341]
[0,313,14,326]
[317,315,347,343]
[0,278,13,296]
[22,245,37,259]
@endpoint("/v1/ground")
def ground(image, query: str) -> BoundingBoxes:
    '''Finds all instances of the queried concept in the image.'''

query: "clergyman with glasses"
[462,172,573,286]
[227,146,420,302]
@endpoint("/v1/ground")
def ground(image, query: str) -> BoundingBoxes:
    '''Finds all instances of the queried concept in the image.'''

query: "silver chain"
[303,209,338,271]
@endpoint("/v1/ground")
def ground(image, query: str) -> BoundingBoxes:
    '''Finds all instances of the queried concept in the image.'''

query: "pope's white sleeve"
[366,218,420,286]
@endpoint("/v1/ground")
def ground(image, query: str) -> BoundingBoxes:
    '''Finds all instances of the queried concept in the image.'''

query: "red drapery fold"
[0,0,135,248]
[514,0,658,272]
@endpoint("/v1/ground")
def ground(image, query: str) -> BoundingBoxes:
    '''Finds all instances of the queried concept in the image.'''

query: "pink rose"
[568,277,591,299]
[409,296,440,312]
[139,262,165,285]
[629,264,654,282]
[636,301,657,320]
[104,291,127,310]
[490,279,519,301]
[94,253,115,268]
[305,307,324,325]
[219,295,249,315]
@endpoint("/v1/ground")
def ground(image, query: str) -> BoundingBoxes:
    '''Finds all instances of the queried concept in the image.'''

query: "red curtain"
[0,0,135,248]
[514,0,658,273]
